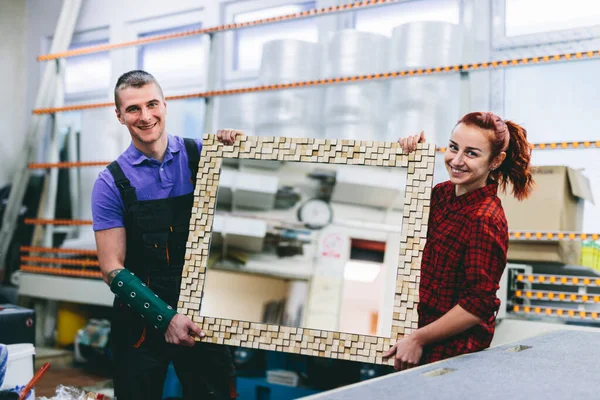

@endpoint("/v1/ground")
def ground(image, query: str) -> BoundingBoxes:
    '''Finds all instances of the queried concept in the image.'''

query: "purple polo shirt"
[91,134,202,231]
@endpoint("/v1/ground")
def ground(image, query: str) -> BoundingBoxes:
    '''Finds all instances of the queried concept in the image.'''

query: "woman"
[383,112,534,371]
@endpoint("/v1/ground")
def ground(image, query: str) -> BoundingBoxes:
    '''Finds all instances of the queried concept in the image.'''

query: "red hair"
[457,112,534,200]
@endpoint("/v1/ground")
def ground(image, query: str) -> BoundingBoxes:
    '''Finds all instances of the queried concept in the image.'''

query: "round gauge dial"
[297,198,333,229]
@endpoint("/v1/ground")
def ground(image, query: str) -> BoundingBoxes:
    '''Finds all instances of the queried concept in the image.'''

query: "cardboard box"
[498,166,594,265]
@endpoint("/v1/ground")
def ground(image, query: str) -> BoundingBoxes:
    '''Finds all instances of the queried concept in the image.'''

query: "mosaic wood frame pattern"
[179,134,435,366]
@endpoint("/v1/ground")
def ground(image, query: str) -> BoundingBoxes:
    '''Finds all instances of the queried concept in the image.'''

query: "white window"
[224,1,318,80]
[504,60,600,144]
[64,39,111,102]
[505,0,600,37]
[353,0,460,37]
[504,59,600,232]
[138,24,206,93]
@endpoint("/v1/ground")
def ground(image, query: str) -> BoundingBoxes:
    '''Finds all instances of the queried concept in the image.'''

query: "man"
[92,70,241,399]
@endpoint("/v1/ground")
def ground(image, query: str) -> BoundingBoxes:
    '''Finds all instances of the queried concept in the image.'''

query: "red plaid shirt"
[418,180,508,364]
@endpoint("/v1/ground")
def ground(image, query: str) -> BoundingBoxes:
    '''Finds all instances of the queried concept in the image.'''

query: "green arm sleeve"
[109,269,177,332]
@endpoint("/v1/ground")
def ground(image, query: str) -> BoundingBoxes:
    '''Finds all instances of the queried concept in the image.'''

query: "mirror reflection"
[199,157,407,337]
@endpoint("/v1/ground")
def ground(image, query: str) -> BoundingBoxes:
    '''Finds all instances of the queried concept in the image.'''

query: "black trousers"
[111,302,236,400]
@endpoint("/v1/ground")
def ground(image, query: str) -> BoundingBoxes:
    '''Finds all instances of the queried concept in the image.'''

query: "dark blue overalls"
[108,138,236,399]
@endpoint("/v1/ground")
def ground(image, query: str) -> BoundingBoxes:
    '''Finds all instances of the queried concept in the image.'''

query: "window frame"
[54,28,111,105]
[221,0,319,83]
[492,0,600,50]
[128,8,209,96]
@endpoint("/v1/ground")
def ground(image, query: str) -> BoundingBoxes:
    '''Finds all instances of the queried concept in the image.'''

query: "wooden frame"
[178,134,435,366]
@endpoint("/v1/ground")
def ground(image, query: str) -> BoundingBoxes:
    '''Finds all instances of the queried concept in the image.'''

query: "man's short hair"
[114,70,164,110]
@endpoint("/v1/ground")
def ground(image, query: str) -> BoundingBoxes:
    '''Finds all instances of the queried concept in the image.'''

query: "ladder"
[0,0,83,276]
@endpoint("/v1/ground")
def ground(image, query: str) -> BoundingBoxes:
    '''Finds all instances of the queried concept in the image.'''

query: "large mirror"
[180,135,434,365]
[201,158,406,338]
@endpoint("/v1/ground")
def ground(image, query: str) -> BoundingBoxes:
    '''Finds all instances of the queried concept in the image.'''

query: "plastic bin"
[0,343,35,399]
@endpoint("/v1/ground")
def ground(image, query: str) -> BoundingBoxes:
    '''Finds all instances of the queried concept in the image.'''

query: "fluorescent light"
[344,261,381,282]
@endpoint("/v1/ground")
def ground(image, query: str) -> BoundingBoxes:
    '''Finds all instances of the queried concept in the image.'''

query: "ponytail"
[491,120,534,200]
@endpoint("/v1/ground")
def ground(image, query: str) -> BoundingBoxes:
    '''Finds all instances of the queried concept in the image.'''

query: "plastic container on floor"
[57,302,89,347]
[0,343,35,399]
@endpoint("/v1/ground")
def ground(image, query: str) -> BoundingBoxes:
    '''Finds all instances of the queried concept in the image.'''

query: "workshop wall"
[0,0,27,188]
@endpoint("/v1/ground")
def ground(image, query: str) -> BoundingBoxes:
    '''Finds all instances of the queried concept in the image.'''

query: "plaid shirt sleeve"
[458,213,507,321]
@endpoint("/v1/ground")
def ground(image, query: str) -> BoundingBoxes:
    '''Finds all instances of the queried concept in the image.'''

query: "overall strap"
[107,161,138,212]
[183,138,200,188]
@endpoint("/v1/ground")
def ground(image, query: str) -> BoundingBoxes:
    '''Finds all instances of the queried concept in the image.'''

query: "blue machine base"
[236,376,321,400]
